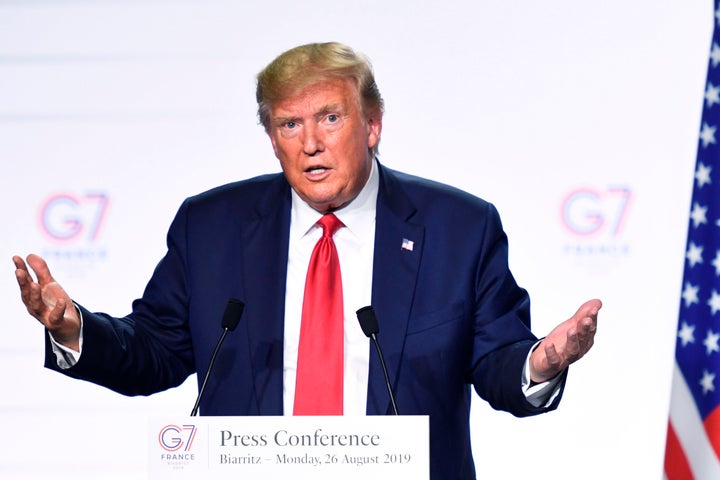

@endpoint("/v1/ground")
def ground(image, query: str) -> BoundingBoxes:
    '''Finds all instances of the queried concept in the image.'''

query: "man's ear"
[366,111,383,150]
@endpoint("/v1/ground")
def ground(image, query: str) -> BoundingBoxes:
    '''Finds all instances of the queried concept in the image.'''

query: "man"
[13,42,600,479]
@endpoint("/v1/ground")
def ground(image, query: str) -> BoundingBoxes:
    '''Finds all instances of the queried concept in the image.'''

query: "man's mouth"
[306,167,329,175]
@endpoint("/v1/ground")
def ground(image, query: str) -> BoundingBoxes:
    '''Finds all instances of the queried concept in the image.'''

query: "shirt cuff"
[522,340,564,408]
[48,303,83,370]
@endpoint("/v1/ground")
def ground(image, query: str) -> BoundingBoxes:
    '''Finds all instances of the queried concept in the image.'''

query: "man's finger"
[14,255,45,314]
[27,282,42,313]
[47,299,67,328]
[576,317,596,353]
[26,254,54,285]
[15,269,32,303]
[544,342,561,371]
[568,325,582,352]
[12,255,29,274]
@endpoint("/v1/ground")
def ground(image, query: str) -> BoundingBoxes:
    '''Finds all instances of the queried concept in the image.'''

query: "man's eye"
[327,114,338,122]
[285,121,297,129]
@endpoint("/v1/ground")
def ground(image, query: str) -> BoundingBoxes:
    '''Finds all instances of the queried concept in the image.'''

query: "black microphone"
[356,306,399,415]
[190,298,245,416]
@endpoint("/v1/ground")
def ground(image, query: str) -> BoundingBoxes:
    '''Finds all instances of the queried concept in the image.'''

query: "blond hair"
[256,42,384,134]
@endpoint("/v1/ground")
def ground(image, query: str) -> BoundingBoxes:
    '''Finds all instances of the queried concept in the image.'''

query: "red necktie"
[294,213,344,415]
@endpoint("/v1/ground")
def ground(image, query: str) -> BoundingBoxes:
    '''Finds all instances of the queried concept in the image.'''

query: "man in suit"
[13,42,601,479]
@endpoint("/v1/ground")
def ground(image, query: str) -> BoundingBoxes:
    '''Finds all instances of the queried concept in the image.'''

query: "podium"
[149,415,429,479]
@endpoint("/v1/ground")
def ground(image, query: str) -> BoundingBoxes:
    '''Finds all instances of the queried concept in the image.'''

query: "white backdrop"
[0,1,711,478]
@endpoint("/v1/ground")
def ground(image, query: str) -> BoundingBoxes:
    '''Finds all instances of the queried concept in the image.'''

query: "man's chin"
[305,197,349,214]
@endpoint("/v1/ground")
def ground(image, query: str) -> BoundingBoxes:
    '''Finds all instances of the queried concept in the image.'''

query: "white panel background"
[0,0,710,478]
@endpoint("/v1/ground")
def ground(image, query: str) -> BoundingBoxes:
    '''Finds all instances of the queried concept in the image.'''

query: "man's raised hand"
[13,254,81,351]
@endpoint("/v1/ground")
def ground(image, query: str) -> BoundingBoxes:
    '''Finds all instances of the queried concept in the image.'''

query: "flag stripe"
[666,420,694,480]
[704,405,720,459]
[668,363,720,478]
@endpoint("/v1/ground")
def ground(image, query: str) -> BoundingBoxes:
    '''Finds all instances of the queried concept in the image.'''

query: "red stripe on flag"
[704,406,720,461]
[665,420,694,480]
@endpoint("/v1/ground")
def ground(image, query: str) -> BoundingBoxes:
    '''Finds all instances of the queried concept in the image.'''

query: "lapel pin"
[401,238,414,251]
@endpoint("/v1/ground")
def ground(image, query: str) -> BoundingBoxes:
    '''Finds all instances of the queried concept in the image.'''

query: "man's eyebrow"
[315,104,343,117]
[272,115,300,125]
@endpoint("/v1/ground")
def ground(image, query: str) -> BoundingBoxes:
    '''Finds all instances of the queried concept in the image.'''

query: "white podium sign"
[149,415,429,479]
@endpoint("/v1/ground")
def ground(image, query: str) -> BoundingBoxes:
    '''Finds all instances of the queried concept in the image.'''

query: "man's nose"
[302,123,325,155]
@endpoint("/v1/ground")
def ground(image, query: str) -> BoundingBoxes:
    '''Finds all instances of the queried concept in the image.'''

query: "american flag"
[665,3,720,478]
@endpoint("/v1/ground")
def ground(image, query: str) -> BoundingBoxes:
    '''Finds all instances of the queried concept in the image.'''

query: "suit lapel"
[240,176,292,415]
[367,165,424,415]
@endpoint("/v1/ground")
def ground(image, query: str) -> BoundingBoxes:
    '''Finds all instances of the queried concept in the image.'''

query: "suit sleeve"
[468,202,566,416]
[43,200,196,396]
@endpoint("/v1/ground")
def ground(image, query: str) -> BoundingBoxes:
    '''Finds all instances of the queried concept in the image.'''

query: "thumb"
[26,254,55,285]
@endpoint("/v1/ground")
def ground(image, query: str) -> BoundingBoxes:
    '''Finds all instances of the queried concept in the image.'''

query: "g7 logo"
[561,186,632,237]
[158,424,197,452]
[38,192,110,244]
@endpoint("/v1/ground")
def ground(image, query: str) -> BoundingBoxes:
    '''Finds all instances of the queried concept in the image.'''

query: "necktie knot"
[318,213,343,238]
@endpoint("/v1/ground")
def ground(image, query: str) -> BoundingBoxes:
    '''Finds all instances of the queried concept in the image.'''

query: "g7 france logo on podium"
[159,424,197,453]
[156,423,200,473]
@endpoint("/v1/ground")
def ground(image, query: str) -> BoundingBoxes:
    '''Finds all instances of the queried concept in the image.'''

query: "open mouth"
[306,167,329,175]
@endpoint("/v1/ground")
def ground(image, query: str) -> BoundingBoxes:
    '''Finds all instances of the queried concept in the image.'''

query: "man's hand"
[13,254,81,352]
[529,299,602,384]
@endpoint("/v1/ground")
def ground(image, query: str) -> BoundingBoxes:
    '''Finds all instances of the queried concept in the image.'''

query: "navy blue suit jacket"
[48,163,565,479]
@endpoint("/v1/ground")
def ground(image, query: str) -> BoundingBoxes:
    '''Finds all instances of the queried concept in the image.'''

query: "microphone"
[356,306,399,415]
[190,298,245,416]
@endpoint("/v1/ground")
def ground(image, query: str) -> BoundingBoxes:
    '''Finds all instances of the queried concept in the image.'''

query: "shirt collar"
[290,158,379,240]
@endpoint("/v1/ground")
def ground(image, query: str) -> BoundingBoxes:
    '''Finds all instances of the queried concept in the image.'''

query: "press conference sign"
[149,416,429,479]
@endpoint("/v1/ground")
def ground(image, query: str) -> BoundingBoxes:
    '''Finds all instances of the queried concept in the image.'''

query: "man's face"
[267,77,382,213]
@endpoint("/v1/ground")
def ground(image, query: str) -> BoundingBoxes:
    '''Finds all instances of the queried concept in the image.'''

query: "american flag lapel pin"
[401,238,414,251]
